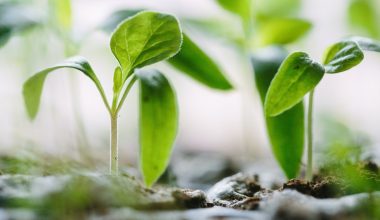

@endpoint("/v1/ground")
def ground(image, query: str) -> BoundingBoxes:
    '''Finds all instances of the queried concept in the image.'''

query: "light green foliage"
[255,18,311,47]
[110,11,182,81]
[265,52,324,117]
[348,0,379,39]
[168,34,233,90]
[23,11,184,187]
[137,70,178,187]
[23,56,103,119]
[252,47,304,179]
[323,41,364,73]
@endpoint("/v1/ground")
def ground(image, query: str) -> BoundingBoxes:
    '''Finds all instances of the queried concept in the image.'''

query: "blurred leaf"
[265,52,325,116]
[101,9,142,33]
[110,11,182,81]
[216,0,252,26]
[0,2,40,48]
[349,36,380,52]
[50,0,72,31]
[255,18,311,47]
[23,56,102,119]
[254,0,301,20]
[252,47,304,179]
[168,34,233,90]
[348,0,379,39]
[323,41,364,73]
[137,70,178,187]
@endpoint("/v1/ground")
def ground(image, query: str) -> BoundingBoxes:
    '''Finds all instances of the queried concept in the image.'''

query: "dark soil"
[281,176,345,198]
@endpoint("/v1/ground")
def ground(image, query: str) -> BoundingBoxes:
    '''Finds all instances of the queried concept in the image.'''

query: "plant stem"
[306,89,315,181]
[110,113,118,174]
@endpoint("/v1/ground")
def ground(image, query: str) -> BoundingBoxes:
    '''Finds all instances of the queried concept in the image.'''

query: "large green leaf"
[0,2,39,48]
[110,11,182,80]
[323,41,364,73]
[137,70,178,187]
[265,52,325,117]
[168,34,233,90]
[349,36,380,53]
[252,47,304,179]
[255,18,311,47]
[23,56,102,119]
[348,0,379,39]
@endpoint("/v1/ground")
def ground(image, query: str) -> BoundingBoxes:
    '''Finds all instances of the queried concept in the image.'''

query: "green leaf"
[216,0,252,25]
[252,47,304,179]
[348,0,379,39]
[323,41,364,73]
[101,9,142,33]
[265,52,325,116]
[137,70,178,187]
[255,18,312,47]
[110,11,182,80]
[349,36,380,52]
[23,56,103,119]
[168,34,233,90]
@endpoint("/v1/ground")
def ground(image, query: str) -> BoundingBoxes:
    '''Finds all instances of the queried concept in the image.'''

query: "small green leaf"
[255,18,312,47]
[265,52,325,117]
[101,9,142,33]
[110,11,182,80]
[252,47,304,179]
[323,41,364,73]
[349,36,380,52]
[23,56,102,119]
[113,67,123,93]
[168,34,233,90]
[348,0,379,39]
[137,70,178,187]
[254,0,301,20]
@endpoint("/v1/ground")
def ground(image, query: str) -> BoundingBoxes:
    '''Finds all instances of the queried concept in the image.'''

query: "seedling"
[23,11,182,186]
[264,36,380,180]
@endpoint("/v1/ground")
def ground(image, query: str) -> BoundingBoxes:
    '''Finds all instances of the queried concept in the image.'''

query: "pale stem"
[306,89,315,181]
[110,113,118,174]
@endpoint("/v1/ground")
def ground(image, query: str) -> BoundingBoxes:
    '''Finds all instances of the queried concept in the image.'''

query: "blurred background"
[1,0,380,170]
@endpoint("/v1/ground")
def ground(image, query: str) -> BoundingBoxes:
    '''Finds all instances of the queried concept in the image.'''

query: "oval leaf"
[265,52,325,117]
[323,41,364,73]
[168,34,233,90]
[137,70,178,187]
[255,18,312,47]
[23,56,102,119]
[216,0,252,25]
[349,36,380,53]
[252,47,304,179]
[110,11,182,79]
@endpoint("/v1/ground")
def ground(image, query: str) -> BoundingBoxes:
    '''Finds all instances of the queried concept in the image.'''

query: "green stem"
[306,89,315,181]
[110,113,118,174]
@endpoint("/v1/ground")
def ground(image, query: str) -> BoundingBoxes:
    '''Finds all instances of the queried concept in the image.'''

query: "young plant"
[264,36,380,180]
[23,11,181,187]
